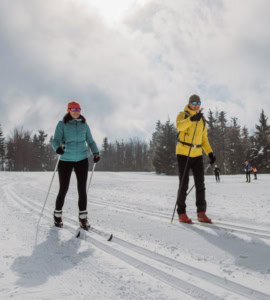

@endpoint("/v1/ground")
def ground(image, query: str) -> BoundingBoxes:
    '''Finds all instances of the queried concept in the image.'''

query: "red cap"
[67,101,81,111]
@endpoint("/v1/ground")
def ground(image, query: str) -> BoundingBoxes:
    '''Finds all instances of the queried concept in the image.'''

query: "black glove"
[208,152,216,165]
[56,146,64,155]
[93,155,100,163]
[190,112,203,122]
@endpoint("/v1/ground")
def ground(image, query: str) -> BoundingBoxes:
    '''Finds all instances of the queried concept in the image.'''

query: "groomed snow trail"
[1,172,270,299]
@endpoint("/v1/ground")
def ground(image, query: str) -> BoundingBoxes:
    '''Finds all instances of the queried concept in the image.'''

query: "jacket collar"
[184,105,197,116]
[68,118,83,124]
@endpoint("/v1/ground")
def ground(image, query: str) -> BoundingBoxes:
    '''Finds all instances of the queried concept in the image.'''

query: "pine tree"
[207,109,219,168]
[99,137,111,171]
[207,110,228,173]
[152,119,177,175]
[226,118,243,174]
[6,128,34,171]
[0,124,5,170]
[249,110,270,172]
[115,140,124,171]
[124,139,135,171]
[47,136,58,171]
[134,139,151,171]
[32,130,49,170]
[217,111,228,173]
[141,142,151,171]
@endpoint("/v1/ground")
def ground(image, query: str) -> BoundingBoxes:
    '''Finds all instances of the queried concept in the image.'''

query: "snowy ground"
[1,170,270,299]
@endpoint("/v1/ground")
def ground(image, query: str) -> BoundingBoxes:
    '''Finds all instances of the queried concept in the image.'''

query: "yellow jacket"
[176,105,213,157]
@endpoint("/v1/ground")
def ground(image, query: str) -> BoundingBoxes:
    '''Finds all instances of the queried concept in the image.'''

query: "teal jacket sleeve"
[51,121,64,151]
[86,124,99,155]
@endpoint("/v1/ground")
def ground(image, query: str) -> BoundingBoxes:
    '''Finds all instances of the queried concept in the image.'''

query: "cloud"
[0,0,155,142]
[0,0,269,145]
[126,0,270,129]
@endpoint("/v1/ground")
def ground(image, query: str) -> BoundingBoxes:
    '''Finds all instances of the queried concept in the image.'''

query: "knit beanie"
[67,101,81,111]
[189,94,201,104]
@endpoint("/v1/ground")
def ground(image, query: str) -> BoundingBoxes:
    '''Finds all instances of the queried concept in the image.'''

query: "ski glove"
[93,155,100,163]
[208,152,216,165]
[56,146,65,155]
[190,112,203,122]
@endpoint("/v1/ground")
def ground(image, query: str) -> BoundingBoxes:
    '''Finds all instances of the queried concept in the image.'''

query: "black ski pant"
[215,174,220,182]
[55,158,89,212]
[246,172,251,183]
[176,155,206,215]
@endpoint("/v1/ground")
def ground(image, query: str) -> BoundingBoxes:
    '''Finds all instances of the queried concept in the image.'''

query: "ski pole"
[35,155,61,245]
[171,119,200,223]
[185,164,211,197]
[87,162,96,193]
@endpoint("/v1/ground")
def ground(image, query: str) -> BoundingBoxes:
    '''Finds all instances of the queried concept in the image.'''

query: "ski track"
[1,179,77,298]
[90,199,270,240]
[3,180,270,300]
[2,181,103,299]
[4,182,220,300]
[2,181,166,300]
[23,184,270,241]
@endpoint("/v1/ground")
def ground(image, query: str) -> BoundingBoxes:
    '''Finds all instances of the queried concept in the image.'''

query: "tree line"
[0,109,269,174]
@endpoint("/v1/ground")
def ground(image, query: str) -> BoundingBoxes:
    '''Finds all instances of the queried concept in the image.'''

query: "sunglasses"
[69,107,81,112]
[191,101,201,105]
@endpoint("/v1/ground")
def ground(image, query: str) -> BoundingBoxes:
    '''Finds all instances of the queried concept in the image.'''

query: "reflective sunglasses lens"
[191,101,201,105]
[70,108,81,112]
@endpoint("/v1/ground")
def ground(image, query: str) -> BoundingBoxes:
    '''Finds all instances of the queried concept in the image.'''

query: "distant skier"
[175,94,216,224]
[51,101,100,229]
[214,165,221,182]
[244,161,252,183]
[252,166,258,180]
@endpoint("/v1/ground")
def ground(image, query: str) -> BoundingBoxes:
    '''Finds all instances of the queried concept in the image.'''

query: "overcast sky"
[1,0,270,145]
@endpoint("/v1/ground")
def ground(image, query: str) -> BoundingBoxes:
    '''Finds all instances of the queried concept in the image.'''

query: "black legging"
[246,171,251,183]
[55,158,89,211]
[176,155,206,215]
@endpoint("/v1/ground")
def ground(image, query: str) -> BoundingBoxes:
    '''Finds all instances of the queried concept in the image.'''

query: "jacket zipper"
[76,121,78,161]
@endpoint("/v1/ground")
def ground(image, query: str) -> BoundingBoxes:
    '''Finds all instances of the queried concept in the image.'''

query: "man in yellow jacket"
[176,94,216,224]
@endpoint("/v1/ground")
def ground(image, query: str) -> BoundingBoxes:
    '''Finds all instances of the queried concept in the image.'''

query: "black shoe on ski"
[79,210,90,230]
[79,218,90,230]
[54,210,63,228]
[54,218,63,228]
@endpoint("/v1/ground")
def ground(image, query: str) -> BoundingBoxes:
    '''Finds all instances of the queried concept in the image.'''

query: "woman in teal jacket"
[51,101,100,230]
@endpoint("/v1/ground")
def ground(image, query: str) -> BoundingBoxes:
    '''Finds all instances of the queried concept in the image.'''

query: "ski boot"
[79,210,90,231]
[179,213,193,224]
[54,210,63,228]
[197,212,212,223]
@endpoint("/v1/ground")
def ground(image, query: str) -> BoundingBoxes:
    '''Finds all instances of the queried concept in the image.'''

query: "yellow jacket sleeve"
[176,111,192,132]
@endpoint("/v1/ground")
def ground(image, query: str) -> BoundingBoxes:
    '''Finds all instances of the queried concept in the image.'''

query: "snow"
[1,171,270,299]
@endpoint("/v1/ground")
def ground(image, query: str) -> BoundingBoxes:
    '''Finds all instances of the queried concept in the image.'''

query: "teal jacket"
[51,117,99,162]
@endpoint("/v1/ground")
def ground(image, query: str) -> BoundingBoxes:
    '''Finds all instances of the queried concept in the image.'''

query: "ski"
[194,221,214,226]
[52,221,113,242]
[178,220,214,226]
[75,225,113,241]
[75,227,87,239]
[90,226,113,241]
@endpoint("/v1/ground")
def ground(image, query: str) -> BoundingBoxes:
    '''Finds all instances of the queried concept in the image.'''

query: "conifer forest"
[0,109,269,175]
